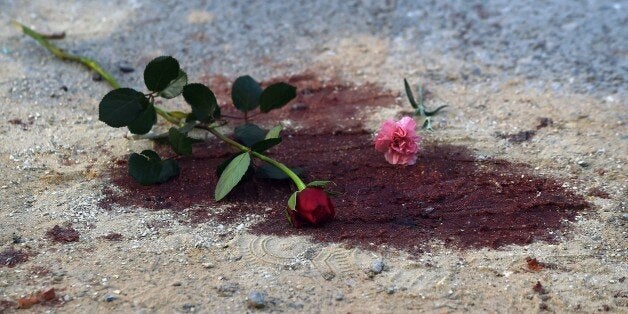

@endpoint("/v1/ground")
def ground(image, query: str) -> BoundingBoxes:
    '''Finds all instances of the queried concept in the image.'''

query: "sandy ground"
[0,0,626,312]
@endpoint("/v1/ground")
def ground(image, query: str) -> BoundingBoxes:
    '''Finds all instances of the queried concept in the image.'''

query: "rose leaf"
[99,88,148,127]
[144,56,180,92]
[259,82,296,113]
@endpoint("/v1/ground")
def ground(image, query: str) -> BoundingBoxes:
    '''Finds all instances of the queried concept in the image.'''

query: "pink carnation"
[374,116,421,165]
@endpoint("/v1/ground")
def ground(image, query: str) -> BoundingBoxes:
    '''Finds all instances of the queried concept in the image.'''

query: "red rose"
[288,187,335,228]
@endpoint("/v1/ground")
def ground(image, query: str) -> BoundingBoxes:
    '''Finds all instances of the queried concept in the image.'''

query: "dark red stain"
[0,300,16,312]
[8,117,34,130]
[587,187,611,199]
[16,288,60,309]
[102,233,123,241]
[100,73,589,254]
[526,257,547,271]
[496,117,553,143]
[0,247,29,268]
[533,281,547,294]
[46,225,79,243]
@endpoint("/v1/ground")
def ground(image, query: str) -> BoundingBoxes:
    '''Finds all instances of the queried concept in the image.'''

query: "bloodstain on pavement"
[526,257,547,271]
[0,247,29,268]
[16,288,60,309]
[101,233,124,241]
[496,117,554,143]
[0,300,16,312]
[46,225,80,243]
[101,73,589,254]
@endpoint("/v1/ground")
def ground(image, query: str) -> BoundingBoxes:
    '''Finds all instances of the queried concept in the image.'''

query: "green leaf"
[99,88,148,127]
[216,154,238,177]
[128,150,179,185]
[158,159,180,183]
[259,82,297,113]
[307,180,331,188]
[213,104,222,119]
[256,164,303,180]
[404,78,418,109]
[215,153,251,201]
[127,104,156,134]
[234,123,266,146]
[129,151,162,185]
[144,56,180,92]
[168,127,193,156]
[140,149,161,160]
[265,124,282,139]
[231,75,262,112]
[159,70,188,99]
[183,83,218,122]
[287,191,298,211]
[251,138,282,152]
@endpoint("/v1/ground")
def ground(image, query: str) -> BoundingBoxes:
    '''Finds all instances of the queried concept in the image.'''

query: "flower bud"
[288,187,335,228]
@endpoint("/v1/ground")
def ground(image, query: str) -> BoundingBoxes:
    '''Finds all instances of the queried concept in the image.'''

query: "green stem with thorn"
[196,125,306,191]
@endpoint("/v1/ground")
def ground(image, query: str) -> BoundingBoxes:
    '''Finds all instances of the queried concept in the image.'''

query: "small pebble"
[622,213,628,221]
[12,233,23,244]
[288,303,304,310]
[116,61,135,73]
[216,283,239,297]
[202,262,214,269]
[386,286,396,294]
[321,272,336,281]
[577,160,589,167]
[291,103,308,111]
[104,295,117,302]
[247,291,266,309]
[92,72,103,81]
[372,260,385,274]
[334,292,344,301]
[181,303,195,311]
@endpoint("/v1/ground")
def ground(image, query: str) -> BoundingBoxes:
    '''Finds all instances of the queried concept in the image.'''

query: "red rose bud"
[289,187,335,228]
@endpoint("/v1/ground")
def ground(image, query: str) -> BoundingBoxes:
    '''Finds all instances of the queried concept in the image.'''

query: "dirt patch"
[101,75,588,254]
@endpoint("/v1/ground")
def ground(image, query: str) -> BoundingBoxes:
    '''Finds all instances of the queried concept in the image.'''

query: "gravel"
[2,1,624,97]
[391,0,627,95]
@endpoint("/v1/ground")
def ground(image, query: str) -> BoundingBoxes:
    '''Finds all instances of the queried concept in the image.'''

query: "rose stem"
[13,21,120,89]
[196,125,306,191]
[16,21,307,191]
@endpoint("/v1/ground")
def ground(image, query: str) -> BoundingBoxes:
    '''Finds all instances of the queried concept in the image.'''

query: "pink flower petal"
[397,116,417,133]
[374,116,422,166]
